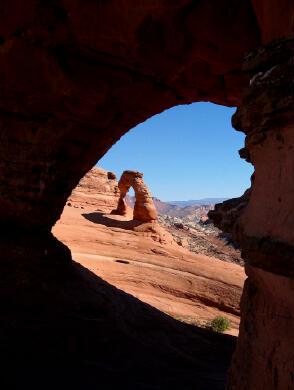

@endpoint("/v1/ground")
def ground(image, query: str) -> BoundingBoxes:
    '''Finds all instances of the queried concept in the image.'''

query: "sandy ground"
[53,205,246,336]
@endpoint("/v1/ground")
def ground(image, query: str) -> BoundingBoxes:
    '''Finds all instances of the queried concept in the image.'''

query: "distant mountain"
[151,197,178,214]
[126,195,178,214]
[126,195,216,222]
[164,204,214,222]
[165,198,228,207]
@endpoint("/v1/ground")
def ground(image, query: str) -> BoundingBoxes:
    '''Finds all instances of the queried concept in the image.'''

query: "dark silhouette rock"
[210,38,294,390]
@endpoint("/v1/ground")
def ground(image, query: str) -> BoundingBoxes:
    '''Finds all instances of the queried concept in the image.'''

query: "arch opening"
[0,1,292,387]
[54,102,251,339]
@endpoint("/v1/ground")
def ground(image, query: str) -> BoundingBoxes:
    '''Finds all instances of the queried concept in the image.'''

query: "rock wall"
[209,38,294,390]
[0,0,262,233]
[68,167,120,211]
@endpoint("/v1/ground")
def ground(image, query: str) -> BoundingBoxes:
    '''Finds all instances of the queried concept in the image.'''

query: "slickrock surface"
[1,251,239,390]
[53,191,245,336]
[125,191,242,265]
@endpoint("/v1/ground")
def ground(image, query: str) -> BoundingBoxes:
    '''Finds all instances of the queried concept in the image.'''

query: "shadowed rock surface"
[0,256,237,390]
[0,0,263,232]
[53,195,245,334]
[209,39,294,390]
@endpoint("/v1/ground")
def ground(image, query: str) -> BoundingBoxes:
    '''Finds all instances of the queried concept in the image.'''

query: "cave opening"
[53,102,253,338]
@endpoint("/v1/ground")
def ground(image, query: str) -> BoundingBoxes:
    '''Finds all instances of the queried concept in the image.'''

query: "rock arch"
[112,170,158,222]
[0,1,293,389]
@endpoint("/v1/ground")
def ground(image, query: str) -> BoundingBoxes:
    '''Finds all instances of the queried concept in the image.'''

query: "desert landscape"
[53,167,245,336]
[1,2,292,389]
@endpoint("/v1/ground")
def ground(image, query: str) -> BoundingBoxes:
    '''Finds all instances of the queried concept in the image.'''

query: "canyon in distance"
[53,167,245,336]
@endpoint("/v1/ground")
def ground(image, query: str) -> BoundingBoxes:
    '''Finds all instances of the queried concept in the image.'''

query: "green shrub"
[210,316,231,333]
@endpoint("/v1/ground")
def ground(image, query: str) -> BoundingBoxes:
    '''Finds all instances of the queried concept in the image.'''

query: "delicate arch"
[112,170,158,222]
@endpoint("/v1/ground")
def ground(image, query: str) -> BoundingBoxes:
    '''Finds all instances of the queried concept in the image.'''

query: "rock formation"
[167,204,215,222]
[209,187,252,235]
[113,170,158,222]
[0,1,293,389]
[53,182,245,336]
[127,195,215,221]
[210,38,294,390]
[159,214,243,266]
[199,216,212,225]
[68,167,120,211]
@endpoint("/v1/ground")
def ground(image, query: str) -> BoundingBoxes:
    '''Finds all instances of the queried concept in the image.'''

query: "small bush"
[210,316,231,333]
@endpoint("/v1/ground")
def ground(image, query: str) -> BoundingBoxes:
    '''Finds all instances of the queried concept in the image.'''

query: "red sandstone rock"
[0,2,293,390]
[0,0,265,232]
[113,170,158,223]
[251,0,294,43]
[53,202,244,330]
[54,171,244,329]
[208,187,252,238]
[199,216,211,225]
[69,167,120,212]
[210,39,294,390]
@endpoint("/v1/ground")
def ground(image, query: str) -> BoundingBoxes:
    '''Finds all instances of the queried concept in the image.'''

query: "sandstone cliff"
[68,167,120,212]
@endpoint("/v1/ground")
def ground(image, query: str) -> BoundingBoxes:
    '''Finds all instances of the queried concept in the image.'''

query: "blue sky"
[98,102,253,201]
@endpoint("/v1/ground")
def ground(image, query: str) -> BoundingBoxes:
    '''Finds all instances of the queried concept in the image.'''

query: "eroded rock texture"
[0,1,293,389]
[0,0,262,235]
[209,38,294,390]
[68,167,120,211]
[113,170,158,222]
